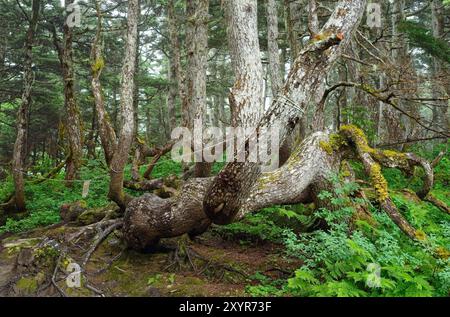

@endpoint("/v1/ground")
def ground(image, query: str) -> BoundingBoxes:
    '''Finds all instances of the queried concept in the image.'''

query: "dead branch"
[82,219,123,267]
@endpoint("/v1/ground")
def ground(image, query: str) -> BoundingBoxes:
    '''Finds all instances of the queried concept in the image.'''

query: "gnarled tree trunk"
[203,0,367,225]
[123,0,369,250]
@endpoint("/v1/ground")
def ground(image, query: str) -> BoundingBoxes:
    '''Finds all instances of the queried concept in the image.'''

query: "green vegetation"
[243,150,450,297]
[399,20,450,64]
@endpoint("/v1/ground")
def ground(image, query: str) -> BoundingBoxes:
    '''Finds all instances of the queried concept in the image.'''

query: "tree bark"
[266,0,282,97]
[203,0,367,225]
[167,0,188,128]
[431,0,449,134]
[385,0,406,148]
[308,0,320,37]
[184,0,211,178]
[61,0,83,185]
[122,0,371,251]
[12,0,41,212]
[90,0,117,167]
[123,131,336,250]
[108,0,139,210]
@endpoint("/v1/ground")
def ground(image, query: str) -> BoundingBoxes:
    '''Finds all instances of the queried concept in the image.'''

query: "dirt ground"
[0,223,300,297]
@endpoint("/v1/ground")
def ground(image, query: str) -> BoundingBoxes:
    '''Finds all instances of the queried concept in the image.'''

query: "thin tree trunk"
[166,58,177,133]
[431,0,448,134]
[90,0,117,167]
[185,0,210,177]
[385,0,406,148]
[108,0,139,210]
[167,0,187,126]
[12,0,41,212]
[61,0,83,185]
[308,0,319,37]
[266,0,282,97]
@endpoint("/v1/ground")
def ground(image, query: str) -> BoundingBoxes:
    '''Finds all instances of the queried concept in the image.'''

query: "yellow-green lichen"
[91,56,105,74]
[340,160,352,178]
[340,124,371,153]
[319,134,347,155]
[369,163,388,202]
[319,141,333,155]
[340,125,408,167]
[415,229,427,241]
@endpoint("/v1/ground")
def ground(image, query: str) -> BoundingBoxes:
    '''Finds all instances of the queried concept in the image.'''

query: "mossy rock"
[60,200,88,222]
[15,276,39,295]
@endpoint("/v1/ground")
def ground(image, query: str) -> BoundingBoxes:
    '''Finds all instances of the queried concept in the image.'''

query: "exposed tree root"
[51,254,67,297]
[162,235,249,280]
[164,235,199,272]
[425,193,450,215]
[82,219,123,267]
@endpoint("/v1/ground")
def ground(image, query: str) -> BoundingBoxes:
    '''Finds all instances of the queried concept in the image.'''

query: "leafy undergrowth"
[0,146,449,297]
[237,148,450,297]
[0,157,224,234]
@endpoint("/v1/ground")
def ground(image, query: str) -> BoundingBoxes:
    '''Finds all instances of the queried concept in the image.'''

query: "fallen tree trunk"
[123,131,335,250]
[123,126,434,251]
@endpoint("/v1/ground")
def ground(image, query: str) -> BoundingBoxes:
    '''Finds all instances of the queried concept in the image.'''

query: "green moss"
[319,141,333,155]
[16,277,38,294]
[91,56,105,73]
[319,134,347,155]
[340,161,352,178]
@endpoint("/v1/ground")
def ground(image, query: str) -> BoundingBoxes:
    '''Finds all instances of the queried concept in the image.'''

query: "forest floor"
[0,222,300,297]
[0,150,449,297]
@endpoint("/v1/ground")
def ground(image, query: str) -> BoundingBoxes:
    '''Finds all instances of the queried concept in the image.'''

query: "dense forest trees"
[0,0,449,297]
